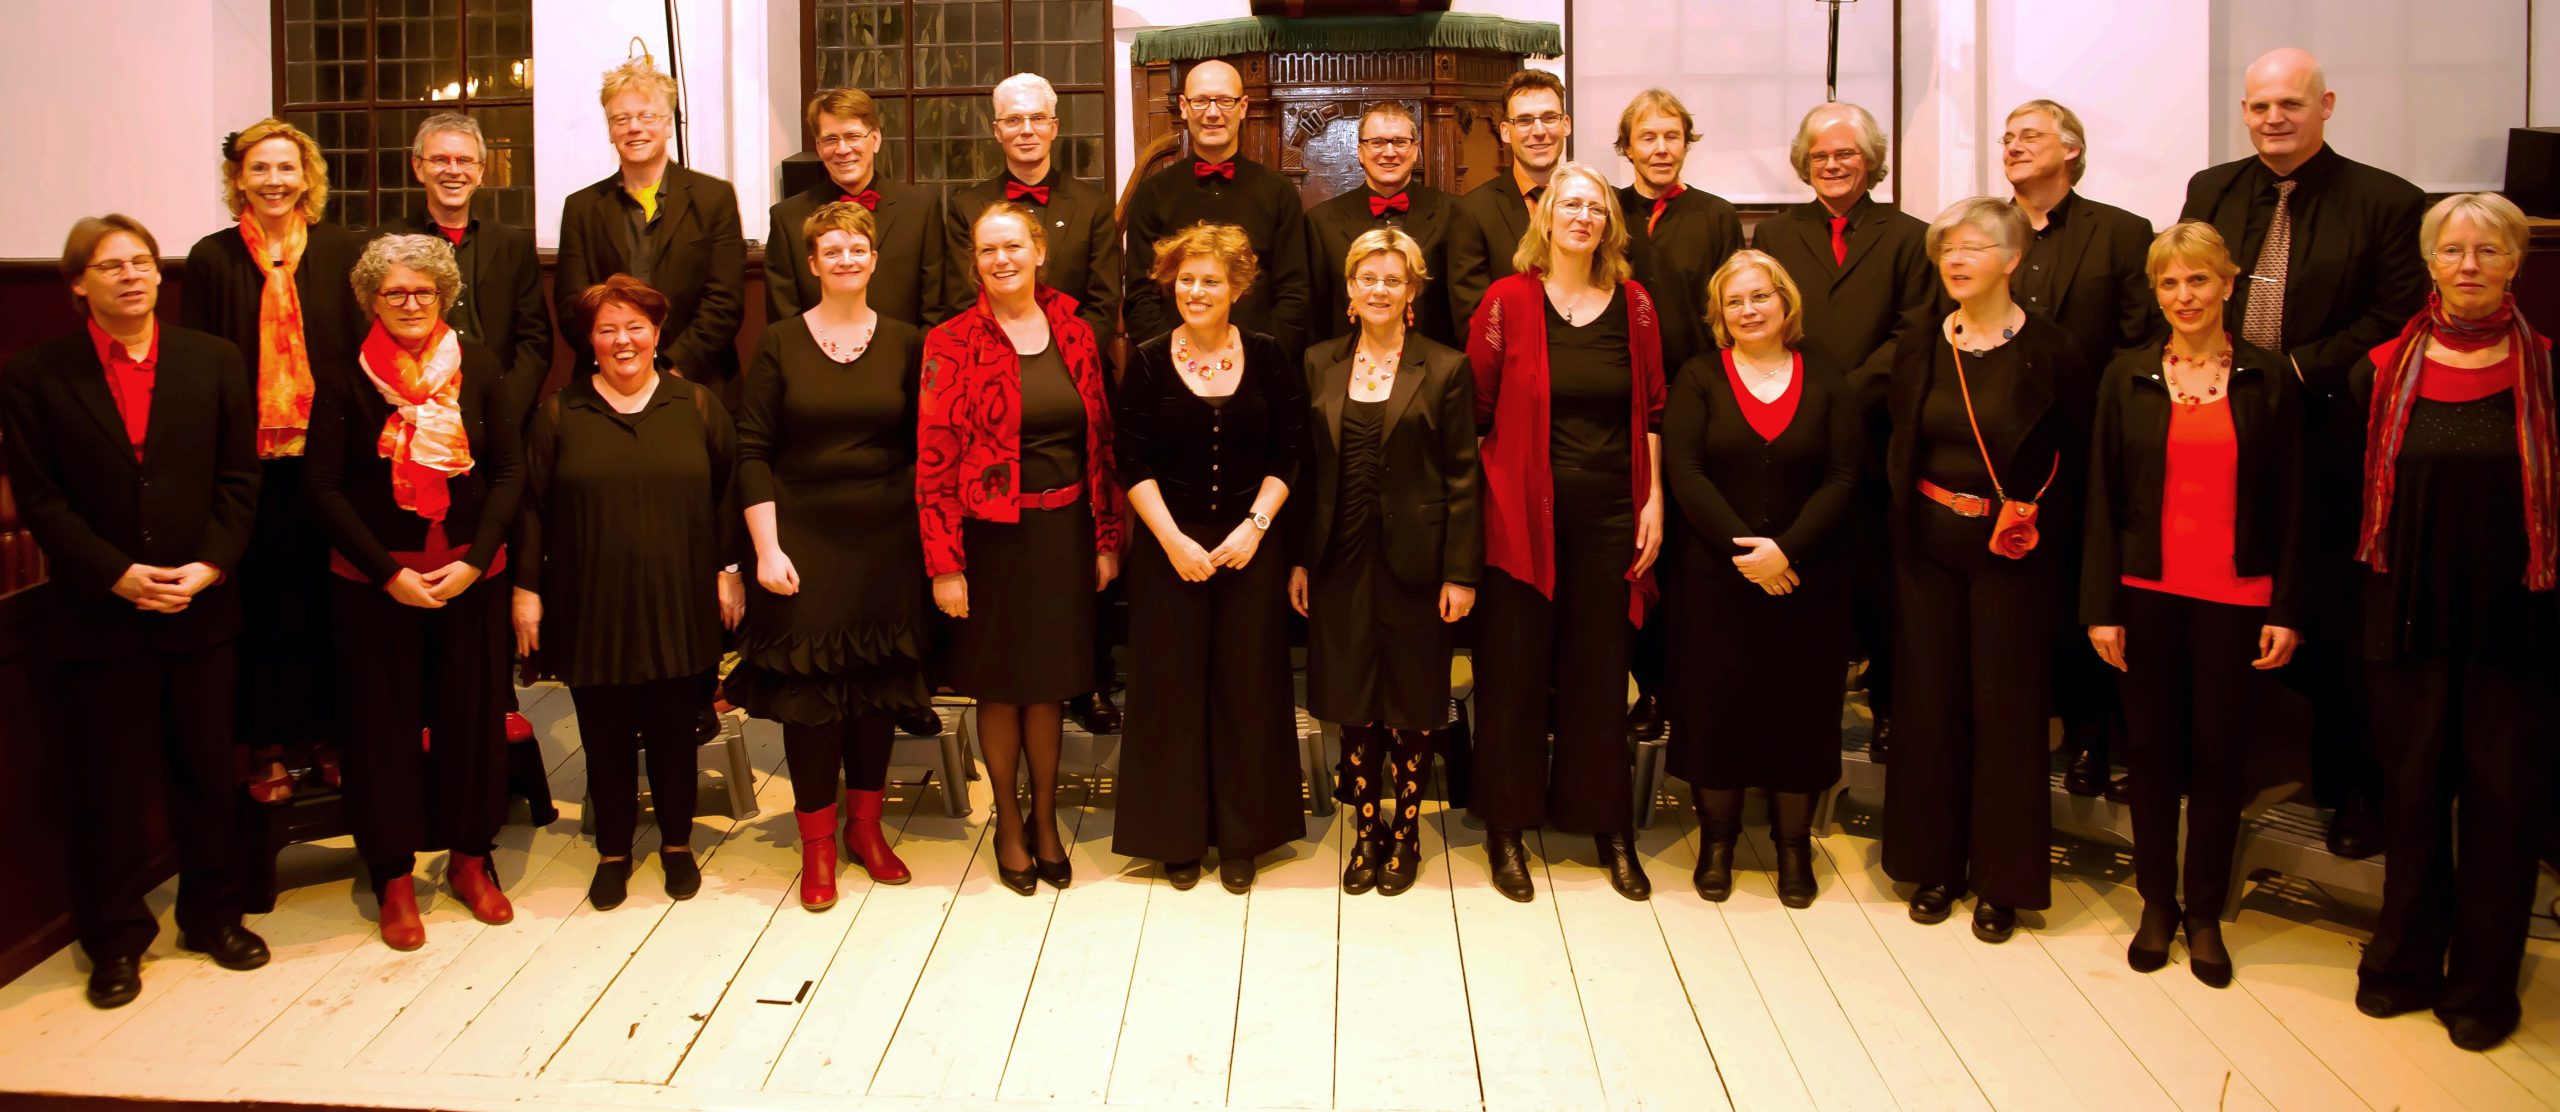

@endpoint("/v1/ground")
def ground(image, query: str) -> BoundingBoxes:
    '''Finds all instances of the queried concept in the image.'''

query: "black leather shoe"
[1377,841,1421,897]
[996,822,1039,897]
[1692,838,1736,902]
[660,850,702,900]
[1595,831,1651,901]
[1772,841,1818,909]
[1341,839,1383,895]
[897,706,946,738]
[1028,815,1072,890]
[86,955,142,1009]
[2448,1013,2519,1052]
[2064,750,2108,797]
[1971,902,2017,944]
[2183,917,2233,988]
[1625,695,1666,741]
[2355,979,2438,1018]
[589,859,632,910]
[1908,883,1958,924]
[1067,691,1124,735]
[1220,854,1257,894]
[1867,716,1891,765]
[2104,773,2134,804]
[695,705,725,744]
[1486,828,1536,903]
[2127,901,2177,974]
[1165,859,1202,891]
[179,923,272,971]
[2326,799,2382,860]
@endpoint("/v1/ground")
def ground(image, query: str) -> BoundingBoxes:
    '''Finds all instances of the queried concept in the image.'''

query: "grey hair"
[2419,191,2529,259]
[1925,196,2032,262]
[350,233,464,316]
[1789,102,1889,191]
[411,112,487,161]
[992,72,1058,115]
[2005,99,2088,184]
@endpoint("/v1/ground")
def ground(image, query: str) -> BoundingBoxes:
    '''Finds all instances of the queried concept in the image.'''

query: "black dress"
[946,342,1098,703]
[1307,397,1444,730]
[728,318,931,724]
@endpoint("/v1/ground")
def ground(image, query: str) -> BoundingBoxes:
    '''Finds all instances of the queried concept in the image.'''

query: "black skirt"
[1305,400,1451,730]
[728,470,931,725]
[944,502,1097,704]
[1669,562,1849,792]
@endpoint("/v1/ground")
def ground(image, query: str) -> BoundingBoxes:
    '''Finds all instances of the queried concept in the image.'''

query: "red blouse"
[1723,350,1802,442]
[87,318,156,461]
[2121,396,2273,608]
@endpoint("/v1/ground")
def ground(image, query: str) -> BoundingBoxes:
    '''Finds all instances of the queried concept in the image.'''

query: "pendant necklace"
[1174,330,1235,383]
[817,323,875,363]
[1353,346,1401,394]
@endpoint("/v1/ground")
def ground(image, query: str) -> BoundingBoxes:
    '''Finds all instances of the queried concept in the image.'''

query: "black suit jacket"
[555,163,746,381]
[1662,351,1860,573]
[770,178,947,328]
[1623,185,1747,379]
[0,326,260,661]
[1306,183,1458,350]
[1447,172,1533,330]
[180,220,370,384]
[2018,191,2157,376]
[1751,194,1943,382]
[943,170,1117,346]
[388,212,553,415]
[1883,313,2094,552]
[1288,333,1481,587]
[303,340,524,586]
[1122,156,1313,358]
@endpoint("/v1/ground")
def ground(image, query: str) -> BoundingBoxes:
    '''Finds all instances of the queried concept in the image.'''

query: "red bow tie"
[840,189,881,211]
[1194,160,1237,181]
[1005,179,1051,205]
[1369,191,1410,217]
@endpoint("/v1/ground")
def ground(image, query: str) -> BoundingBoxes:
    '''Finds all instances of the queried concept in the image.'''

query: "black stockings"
[1694,787,1817,847]
[782,712,896,813]
[1341,724,1433,868]
[980,701,1066,871]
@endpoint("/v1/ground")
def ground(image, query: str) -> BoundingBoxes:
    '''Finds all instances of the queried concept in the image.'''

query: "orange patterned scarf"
[358,320,473,523]
[238,213,315,458]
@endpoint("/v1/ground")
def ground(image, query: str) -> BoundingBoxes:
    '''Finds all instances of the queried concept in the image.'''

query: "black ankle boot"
[1692,837,1736,901]
[1378,840,1422,896]
[1485,827,1535,902]
[1342,836,1384,895]
[1595,831,1651,901]
[1772,839,1817,908]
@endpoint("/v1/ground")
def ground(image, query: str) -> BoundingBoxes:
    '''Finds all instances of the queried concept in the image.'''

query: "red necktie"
[1369,191,1410,218]
[1194,160,1236,181]
[1648,183,1685,236]
[841,189,882,211]
[1829,216,1850,266]
[1005,179,1051,205]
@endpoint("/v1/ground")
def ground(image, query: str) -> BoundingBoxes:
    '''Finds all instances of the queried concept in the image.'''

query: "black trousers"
[573,671,716,855]
[237,457,336,750]
[2359,650,2559,1025]
[1849,494,1897,717]
[1112,519,1303,863]
[330,575,511,885]
[1630,531,1673,703]
[1882,505,2060,910]
[783,713,894,812]
[2117,588,2268,919]
[59,643,244,961]
[1471,467,1636,835]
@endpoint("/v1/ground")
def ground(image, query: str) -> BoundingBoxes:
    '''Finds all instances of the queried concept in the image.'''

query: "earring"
[1347,305,1358,323]
[1405,303,1416,327]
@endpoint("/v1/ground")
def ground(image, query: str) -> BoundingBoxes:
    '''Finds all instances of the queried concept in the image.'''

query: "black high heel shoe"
[2182,916,2233,988]
[1027,814,1072,890]
[2127,901,2177,973]
[993,818,1037,897]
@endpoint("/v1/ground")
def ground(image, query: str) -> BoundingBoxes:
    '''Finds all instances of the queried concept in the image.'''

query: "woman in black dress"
[1114,221,1307,895]
[1290,228,1480,897]
[919,201,1125,896]
[1882,197,2093,944]
[516,275,743,910]
[2349,192,2559,1052]
[1663,249,1857,908]
[734,202,931,911]
[306,235,521,950]
[181,119,369,802]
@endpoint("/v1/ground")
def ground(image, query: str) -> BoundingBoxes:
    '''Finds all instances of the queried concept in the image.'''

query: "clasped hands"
[111,562,220,613]
[1731,537,1797,595]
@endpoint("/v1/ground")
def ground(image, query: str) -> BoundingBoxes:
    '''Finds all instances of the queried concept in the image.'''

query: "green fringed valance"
[1131,14,1562,64]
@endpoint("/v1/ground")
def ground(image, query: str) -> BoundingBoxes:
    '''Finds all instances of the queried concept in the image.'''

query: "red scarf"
[2358,292,2558,589]
[238,213,314,458]
[357,320,473,523]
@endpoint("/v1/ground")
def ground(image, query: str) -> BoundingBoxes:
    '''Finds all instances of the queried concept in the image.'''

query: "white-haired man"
[942,73,1118,350]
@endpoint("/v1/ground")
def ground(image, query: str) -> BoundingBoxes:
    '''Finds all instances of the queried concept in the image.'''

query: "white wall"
[1979,0,2210,229]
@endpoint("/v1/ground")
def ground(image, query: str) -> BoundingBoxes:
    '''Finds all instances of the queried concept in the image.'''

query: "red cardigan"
[917,286,1126,578]
[1466,269,1666,625]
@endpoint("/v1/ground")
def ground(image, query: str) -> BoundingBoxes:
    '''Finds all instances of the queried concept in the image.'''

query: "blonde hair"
[1788,102,1888,192]
[1149,221,1258,297]
[2420,191,2530,260]
[598,58,680,111]
[1613,88,1698,157]
[1343,227,1429,286]
[1705,250,1805,349]
[222,119,330,223]
[1512,162,1632,287]
[2145,221,2240,283]
[801,201,880,259]
[349,234,464,317]
[804,87,880,134]
[2005,99,2088,184]
[1925,196,2032,262]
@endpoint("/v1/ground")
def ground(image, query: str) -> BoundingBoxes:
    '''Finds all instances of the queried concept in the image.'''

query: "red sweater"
[2121,397,2272,607]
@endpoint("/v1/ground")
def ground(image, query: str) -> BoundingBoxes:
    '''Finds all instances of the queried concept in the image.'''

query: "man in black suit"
[1448,69,1571,329]
[555,58,745,382]
[1999,98,2154,797]
[1122,58,1312,358]
[2181,47,2427,858]
[1305,102,1458,349]
[943,72,1117,350]
[773,87,948,328]
[2,215,270,1009]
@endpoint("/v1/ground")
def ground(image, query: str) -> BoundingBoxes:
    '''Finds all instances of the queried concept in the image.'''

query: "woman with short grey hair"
[306,231,523,951]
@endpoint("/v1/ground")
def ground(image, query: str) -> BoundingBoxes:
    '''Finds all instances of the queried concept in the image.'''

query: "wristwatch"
[1250,511,1271,531]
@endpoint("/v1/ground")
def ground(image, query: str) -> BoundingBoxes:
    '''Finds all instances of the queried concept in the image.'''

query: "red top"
[435,223,467,246]
[2121,397,2273,607]
[2416,350,2518,403]
[1724,350,1802,442]
[87,318,157,461]
[329,522,506,583]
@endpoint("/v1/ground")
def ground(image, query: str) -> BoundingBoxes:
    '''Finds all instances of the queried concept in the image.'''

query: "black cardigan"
[1288,332,1481,586]
[1115,330,1306,526]
[1662,351,1861,574]
[1621,184,1747,378]
[1883,312,2096,552]
[2079,340,2305,628]
[179,220,370,394]
[304,339,525,585]
[0,326,260,660]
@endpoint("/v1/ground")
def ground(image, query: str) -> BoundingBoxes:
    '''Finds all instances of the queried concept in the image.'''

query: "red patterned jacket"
[917,285,1125,578]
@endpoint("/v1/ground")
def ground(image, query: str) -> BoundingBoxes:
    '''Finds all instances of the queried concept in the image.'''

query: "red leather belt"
[1918,478,1993,519]
[1023,481,1085,511]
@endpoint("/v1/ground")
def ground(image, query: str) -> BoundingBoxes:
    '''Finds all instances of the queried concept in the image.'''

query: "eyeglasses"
[607,112,670,130]
[1998,128,2050,147]
[1722,291,1778,310]
[375,288,440,307]
[1806,150,1865,167]
[1354,273,1410,290]
[1554,199,1607,221]
[1359,136,1417,153]
[86,256,157,278]
[1505,112,1566,130]
[815,130,876,151]
[996,113,1056,131]
[1940,242,2003,260]
[2433,244,2513,266]
[419,155,483,171]
[1183,95,1243,113]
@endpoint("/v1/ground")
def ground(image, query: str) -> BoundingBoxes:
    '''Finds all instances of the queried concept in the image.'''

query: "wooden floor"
[4,684,2560,1111]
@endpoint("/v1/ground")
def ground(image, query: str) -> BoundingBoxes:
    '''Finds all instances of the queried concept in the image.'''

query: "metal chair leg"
[940,708,973,819]
[1304,721,1338,817]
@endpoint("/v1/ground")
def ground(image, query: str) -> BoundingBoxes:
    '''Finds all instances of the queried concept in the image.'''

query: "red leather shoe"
[378,876,426,951]
[317,744,343,789]
[794,805,841,911]
[843,789,910,885]
[245,761,295,804]
[448,854,514,925]
[504,711,535,744]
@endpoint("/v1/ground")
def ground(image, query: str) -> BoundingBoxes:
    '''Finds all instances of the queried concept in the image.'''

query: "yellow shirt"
[627,179,661,221]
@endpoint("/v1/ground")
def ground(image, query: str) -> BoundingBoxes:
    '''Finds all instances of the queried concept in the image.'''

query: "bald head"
[1179,59,1247,163]
[2241,47,2334,175]
[1185,60,1243,98]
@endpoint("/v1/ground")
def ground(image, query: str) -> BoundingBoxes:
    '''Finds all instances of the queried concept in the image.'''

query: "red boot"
[378,876,426,951]
[794,805,841,910]
[504,711,535,743]
[843,789,911,885]
[448,854,515,925]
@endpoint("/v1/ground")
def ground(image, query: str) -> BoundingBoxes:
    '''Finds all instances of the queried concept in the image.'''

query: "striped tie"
[2240,180,2296,350]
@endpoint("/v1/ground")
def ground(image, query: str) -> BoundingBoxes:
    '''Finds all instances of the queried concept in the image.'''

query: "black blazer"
[2021,192,2158,375]
[386,213,553,415]
[1751,194,1943,381]
[943,171,1117,347]
[1306,182,1458,350]
[0,326,260,661]
[1114,330,1307,526]
[1288,333,1481,586]
[304,339,525,586]
[1883,313,2095,551]
[555,163,746,381]
[770,178,948,328]
[1662,351,1860,574]
[2080,339,2304,629]
[1446,172,1533,330]
[1622,185,1747,379]
[1122,156,1313,359]
[180,220,370,386]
